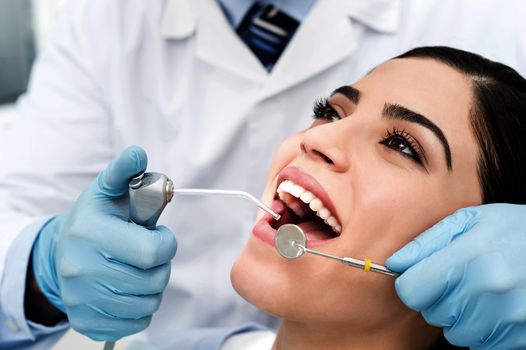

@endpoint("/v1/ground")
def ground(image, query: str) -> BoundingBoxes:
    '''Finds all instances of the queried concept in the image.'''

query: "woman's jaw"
[252,165,343,249]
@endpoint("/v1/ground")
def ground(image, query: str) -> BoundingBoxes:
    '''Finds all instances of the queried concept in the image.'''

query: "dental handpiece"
[274,224,399,277]
[103,172,280,350]
[127,172,280,225]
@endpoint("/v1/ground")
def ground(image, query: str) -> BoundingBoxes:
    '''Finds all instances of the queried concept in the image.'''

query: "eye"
[379,128,424,165]
[312,98,341,122]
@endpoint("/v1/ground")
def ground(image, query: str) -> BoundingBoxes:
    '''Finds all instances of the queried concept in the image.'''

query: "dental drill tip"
[172,188,280,220]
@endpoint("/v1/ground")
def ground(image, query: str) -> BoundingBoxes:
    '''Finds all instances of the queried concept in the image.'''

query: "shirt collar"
[160,0,401,40]
[218,0,318,28]
[218,0,256,28]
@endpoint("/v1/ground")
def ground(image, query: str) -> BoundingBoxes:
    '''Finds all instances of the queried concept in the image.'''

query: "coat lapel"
[160,0,401,97]
[261,0,401,99]
[162,0,268,84]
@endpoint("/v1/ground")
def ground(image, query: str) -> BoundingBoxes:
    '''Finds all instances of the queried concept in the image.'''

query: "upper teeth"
[277,180,342,234]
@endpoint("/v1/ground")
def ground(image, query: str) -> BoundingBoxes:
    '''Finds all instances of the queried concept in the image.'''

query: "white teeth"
[327,216,337,227]
[309,198,322,212]
[276,179,341,235]
[277,181,291,193]
[300,191,314,203]
[290,184,305,198]
[318,208,330,220]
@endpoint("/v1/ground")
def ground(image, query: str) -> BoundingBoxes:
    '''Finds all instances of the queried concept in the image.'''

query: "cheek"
[342,171,454,260]
[269,132,303,174]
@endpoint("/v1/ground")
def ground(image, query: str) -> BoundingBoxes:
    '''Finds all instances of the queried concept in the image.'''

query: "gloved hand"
[386,204,526,350]
[31,146,177,341]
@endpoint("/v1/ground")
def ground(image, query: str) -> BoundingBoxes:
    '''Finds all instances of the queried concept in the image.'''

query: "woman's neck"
[272,313,440,350]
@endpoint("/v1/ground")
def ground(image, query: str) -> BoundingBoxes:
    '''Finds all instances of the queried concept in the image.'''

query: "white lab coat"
[1,0,526,347]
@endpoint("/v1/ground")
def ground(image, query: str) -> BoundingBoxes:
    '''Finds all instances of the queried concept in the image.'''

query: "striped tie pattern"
[237,2,299,71]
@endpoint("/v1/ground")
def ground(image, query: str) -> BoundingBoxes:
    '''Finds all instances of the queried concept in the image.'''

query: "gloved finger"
[96,146,147,198]
[468,313,526,350]
[59,262,170,314]
[68,305,152,341]
[394,246,466,312]
[92,292,163,320]
[423,253,517,345]
[386,206,479,272]
[402,250,515,322]
[441,294,503,348]
[102,222,177,269]
[104,262,172,296]
[442,294,519,349]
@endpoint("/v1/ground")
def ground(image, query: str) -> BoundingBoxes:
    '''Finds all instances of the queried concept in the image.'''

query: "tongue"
[297,220,336,241]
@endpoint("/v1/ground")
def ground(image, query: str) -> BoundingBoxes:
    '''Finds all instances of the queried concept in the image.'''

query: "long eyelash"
[381,128,426,165]
[312,97,339,120]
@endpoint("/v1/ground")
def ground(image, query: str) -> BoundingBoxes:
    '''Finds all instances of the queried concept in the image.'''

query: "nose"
[300,123,349,171]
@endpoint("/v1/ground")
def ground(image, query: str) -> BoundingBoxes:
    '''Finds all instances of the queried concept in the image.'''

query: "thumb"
[386,207,479,272]
[96,146,148,198]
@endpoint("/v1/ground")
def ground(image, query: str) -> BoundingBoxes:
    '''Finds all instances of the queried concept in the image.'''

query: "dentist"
[1,1,525,349]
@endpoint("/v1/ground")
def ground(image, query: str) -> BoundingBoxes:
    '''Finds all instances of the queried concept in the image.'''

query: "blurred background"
[0,0,65,146]
[0,0,120,349]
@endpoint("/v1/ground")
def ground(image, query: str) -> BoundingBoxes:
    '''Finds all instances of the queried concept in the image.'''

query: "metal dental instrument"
[172,188,281,220]
[128,172,280,226]
[103,172,280,350]
[275,224,399,277]
[103,342,115,350]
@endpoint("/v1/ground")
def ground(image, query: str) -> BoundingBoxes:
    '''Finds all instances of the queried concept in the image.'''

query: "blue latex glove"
[31,146,177,341]
[387,204,526,350]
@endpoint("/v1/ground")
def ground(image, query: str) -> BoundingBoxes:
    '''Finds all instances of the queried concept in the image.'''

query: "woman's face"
[231,58,482,329]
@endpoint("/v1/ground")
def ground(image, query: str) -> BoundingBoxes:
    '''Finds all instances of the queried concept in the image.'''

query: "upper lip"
[276,166,341,225]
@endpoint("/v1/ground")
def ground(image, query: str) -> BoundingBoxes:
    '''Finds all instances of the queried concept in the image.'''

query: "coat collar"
[161,0,401,39]
[345,0,401,34]
[160,0,400,96]
[161,0,197,39]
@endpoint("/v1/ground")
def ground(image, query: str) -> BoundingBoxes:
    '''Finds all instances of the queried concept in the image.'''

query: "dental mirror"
[275,224,306,259]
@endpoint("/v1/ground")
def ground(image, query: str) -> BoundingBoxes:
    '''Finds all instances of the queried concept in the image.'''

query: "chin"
[231,237,309,320]
[231,241,284,317]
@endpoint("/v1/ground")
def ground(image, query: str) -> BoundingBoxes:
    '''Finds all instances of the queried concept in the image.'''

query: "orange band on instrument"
[364,259,371,272]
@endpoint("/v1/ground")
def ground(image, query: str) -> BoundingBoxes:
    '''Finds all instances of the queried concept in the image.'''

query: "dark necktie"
[236,2,300,71]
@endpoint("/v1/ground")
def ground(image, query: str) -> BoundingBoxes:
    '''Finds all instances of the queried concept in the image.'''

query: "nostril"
[301,143,334,165]
[313,150,334,165]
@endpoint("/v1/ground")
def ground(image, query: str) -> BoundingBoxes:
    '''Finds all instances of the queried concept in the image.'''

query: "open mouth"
[272,179,342,236]
[258,166,342,247]
[253,166,342,247]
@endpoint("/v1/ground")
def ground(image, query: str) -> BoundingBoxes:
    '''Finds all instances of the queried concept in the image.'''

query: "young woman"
[229,46,526,350]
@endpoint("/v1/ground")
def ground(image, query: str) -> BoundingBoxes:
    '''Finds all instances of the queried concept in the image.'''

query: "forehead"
[354,58,473,131]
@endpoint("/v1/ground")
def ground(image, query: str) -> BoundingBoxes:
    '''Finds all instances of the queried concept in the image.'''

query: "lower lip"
[252,200,284,247]
[251,199,339,248]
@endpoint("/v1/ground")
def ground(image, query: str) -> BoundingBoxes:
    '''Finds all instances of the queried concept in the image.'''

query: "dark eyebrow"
[382,103,452,170]
[331,85,361,104]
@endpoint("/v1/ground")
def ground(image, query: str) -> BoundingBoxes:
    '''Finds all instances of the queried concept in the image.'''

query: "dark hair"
[397,46,526,204]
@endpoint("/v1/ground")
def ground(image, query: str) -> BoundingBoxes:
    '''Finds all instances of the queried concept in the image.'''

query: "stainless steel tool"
[274,224,399,277]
